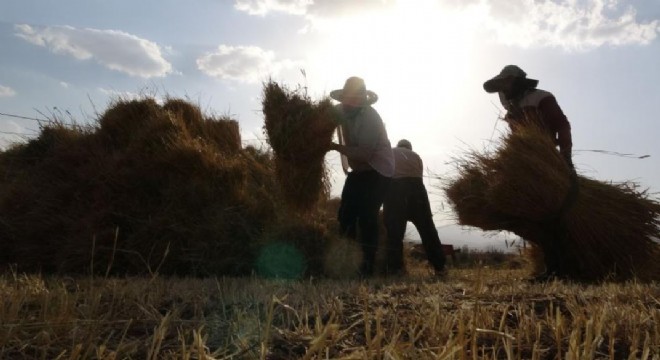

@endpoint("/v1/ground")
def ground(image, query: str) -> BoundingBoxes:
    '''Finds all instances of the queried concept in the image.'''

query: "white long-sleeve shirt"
[336,104,394,177]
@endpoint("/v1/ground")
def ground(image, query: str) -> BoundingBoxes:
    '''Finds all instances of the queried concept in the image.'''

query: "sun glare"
[308,1,483,153]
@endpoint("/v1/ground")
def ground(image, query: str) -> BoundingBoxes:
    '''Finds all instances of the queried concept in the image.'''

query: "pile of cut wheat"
[445,123,660,281]
[262,80,337,212]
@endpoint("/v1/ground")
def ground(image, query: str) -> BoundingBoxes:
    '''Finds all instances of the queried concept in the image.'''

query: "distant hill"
[404,224,519,252]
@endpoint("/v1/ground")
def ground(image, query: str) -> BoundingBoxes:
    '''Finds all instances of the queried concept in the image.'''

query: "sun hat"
[396,139,412,150]
[483,65,538,93]
[330,76,378,106]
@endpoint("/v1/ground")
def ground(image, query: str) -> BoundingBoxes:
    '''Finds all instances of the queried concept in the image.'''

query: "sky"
[1,0,660,250]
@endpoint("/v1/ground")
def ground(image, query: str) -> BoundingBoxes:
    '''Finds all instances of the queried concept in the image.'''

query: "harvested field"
[1,262,658,359]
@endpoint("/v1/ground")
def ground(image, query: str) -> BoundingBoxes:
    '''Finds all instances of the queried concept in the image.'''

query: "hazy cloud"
[0,85,16,97]
[0,120,23,134]
[98,88,141,100]
[234,0,311,15]
[234,0,659,50]
[14,24,173,78]
[306,0,394,17]
[0,120,25,150]
[197,45,297,83]
[482,0,660,50]
[234,0,390,17]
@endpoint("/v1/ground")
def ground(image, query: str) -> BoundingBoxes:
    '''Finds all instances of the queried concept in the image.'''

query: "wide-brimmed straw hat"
[483,65,538,93]
[330,76,378,106]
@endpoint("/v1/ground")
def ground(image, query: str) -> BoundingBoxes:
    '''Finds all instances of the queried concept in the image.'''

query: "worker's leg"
[409,180,445,273]
[337,172,360,241]
[356,171,388,276]
[540,172,579,279]
[383,179,408,275]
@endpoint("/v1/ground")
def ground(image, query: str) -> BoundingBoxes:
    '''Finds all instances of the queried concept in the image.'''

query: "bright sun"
[308,1,483,153]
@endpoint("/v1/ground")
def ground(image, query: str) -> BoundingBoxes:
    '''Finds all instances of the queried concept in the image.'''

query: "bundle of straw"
[484,124,572,221]
[262,80,337,211]
[0,98,281,276]
[444,156,510,231]
[560,178,660,281]
[163,99,241,154]
[445,122,660,282]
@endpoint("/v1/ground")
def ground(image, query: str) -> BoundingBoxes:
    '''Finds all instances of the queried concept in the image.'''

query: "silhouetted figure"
[383,139,445,275]
[484,65,578,281]
[329,77,394,276]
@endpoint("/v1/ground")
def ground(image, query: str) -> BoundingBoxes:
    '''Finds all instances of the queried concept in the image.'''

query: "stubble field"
[1,259,658,360]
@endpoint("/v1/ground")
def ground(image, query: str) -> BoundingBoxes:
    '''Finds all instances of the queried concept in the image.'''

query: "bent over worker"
[382,139,445,275]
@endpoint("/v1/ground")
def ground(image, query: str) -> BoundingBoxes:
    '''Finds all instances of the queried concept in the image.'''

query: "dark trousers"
[338,170,389,276]
[383,177,445,273]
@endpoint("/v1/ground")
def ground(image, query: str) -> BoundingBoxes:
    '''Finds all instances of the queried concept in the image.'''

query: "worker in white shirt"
[329,77,394,276]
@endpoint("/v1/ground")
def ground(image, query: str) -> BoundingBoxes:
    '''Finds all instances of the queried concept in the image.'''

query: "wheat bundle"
[0,97,280,276]
[205,118,241,154]
[162,98,205,131]
[444,156,508,231]
[163,99,241,154]
[445,123,660,282]
[560,178,660,281]
[484,125,572,221]
[262,81,337,211]
[98,98,167,147]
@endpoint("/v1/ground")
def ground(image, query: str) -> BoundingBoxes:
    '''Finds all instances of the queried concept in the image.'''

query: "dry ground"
[1,259,658,359]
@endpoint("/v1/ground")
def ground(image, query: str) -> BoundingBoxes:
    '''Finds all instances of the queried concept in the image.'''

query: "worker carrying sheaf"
[483,65,578,281]
[483,64,574,168]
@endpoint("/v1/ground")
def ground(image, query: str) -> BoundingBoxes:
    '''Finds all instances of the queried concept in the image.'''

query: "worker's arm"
[330,108,385,163]
[539,96,573,167]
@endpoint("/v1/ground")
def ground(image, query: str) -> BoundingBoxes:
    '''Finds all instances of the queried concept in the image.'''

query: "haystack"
[262,81,337,212]
[163,98,241,154]
[445,123,660,282]
[0,98,279,276]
